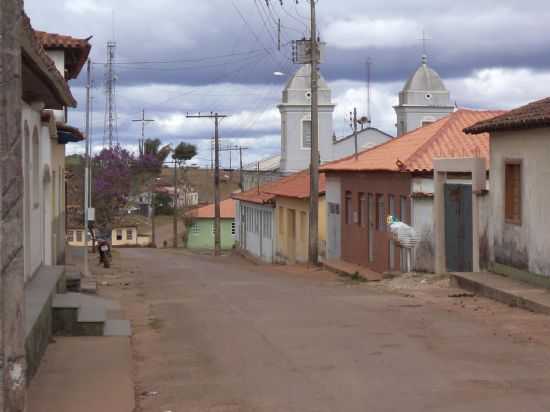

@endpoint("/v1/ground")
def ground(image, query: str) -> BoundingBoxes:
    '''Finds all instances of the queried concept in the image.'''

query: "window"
[376,194,386,231]
[505,161,522,224]
[191,223,200,234]
[345,191,353,225]
[358,193,366,226]
[231,221,236,237]
[422,121,434,127]
[302,120,312,148]
[32,128,40,208]
[211,223,216,236]
[368,194,375,262]
[127,229,133,240]
[279,207,284,235]
[300,211,307,241]
[76,230,83,242]
[67,231,74,242]
[116,230,123,241]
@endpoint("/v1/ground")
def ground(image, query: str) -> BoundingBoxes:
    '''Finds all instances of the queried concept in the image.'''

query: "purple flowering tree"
[93,146,134,231]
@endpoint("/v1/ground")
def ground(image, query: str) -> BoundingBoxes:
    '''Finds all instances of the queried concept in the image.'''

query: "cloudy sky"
[25,0,550,167]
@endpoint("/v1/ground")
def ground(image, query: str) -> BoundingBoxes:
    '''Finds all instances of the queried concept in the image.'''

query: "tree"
[173,142,197,164]
[142,138,172,165]
[171,142,197,247]
[93,146,134,232]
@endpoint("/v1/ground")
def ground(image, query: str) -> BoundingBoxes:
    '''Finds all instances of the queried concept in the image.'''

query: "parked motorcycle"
[98,239,112,268]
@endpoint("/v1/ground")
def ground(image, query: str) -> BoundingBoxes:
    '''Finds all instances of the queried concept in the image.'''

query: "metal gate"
[445,184,473,272]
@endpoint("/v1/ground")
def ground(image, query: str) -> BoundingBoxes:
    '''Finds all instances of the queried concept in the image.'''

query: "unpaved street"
[97,248,550,412]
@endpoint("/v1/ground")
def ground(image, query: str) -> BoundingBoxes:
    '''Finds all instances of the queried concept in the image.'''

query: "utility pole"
[1,0,26,408]
[172,161,179,248]
[308,0,320,266]
[132,109,155,155]
[186,113,228,256]
[352,107,358,159]
[84,59,91,278]
[366,57,372,125]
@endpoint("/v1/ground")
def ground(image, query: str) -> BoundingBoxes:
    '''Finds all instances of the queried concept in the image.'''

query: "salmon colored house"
[321,109,504,275]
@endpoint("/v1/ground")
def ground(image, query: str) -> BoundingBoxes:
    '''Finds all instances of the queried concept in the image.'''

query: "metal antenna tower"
[103,41,118,148]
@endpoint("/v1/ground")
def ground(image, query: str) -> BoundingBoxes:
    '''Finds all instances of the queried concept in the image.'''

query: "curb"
[450,274,550,315]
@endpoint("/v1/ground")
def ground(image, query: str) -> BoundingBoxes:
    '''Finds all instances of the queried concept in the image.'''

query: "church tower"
[394,55,454,136]
[278,65,335,174]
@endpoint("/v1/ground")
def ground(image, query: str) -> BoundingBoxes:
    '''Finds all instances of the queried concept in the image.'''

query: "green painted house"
[185,198,236,250]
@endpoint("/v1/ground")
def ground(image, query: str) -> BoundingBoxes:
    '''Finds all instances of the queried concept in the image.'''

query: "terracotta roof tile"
[465,97,550,134]
[187,198,235,219]
[34,31,91,79]
[232,171,326,204]
[321,109,505,173]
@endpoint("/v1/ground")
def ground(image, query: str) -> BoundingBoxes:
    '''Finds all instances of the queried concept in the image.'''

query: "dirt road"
[97,248,550,412]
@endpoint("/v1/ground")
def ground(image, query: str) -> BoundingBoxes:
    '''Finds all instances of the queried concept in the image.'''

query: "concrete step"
[104,320,132,337]
[52,293,122,337]
[451,272,550,315]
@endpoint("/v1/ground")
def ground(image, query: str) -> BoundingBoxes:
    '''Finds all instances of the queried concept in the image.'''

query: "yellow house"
[275,195,326,264]
[271,172,326,263]
[111,215,152,247]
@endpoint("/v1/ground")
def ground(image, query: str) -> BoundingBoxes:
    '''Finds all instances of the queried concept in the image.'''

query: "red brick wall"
[338,171,411,274]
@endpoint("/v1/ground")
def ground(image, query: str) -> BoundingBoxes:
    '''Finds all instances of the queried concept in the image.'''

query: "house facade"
[17,14,91,378]
[321,109,503,275]
[233,171,326,264]
[465,97,550,282]
[185,199,236,250]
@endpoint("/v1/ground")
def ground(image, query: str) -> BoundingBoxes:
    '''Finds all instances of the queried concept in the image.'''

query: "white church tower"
[278,65,335,174]
[394,55,454,136]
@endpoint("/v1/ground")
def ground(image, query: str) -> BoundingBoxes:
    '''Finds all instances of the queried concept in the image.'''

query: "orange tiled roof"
[465,97,550,134]
[187,198,235,219]
[321,109,506,173]
[232,170,326,204]
[34,31,91,79]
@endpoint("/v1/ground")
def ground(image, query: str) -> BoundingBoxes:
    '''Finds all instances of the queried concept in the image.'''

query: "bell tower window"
[302,120,312,149]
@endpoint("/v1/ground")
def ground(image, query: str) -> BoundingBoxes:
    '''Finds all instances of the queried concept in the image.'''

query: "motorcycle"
[98,239,112,268]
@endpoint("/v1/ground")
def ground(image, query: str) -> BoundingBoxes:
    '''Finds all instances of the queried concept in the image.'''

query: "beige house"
[112,215,152,247]
[465,97,550,284]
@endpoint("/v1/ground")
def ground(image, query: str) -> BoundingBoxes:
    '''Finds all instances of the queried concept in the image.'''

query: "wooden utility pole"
[172,161,179,248]
[353,107,358,159]
[132,109,155,156]
[0,0,26,409]
[186,113,228,256]
[308,0,320,266]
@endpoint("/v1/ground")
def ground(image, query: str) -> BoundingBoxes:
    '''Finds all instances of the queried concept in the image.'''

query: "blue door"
[445,184,473,272]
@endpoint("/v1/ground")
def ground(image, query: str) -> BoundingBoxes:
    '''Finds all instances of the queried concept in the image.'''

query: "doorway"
[444,184,473,272]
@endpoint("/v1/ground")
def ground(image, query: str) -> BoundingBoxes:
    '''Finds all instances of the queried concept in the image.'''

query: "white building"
[394,55,454,136]
[20,16,91,378]
[279,64,391,174]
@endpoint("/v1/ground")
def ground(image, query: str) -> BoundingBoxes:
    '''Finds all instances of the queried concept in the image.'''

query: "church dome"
[403,55,447,92]
[284,64,329,92]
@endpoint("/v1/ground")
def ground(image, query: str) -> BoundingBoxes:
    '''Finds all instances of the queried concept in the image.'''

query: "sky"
[25,0,550,167]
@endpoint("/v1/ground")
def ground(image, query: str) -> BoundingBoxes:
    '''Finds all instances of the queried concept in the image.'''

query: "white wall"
[411,196,435,273]
[331,128,390,161]
[490,128,550,277]
[325,175,342,260]
[237,201,275,263]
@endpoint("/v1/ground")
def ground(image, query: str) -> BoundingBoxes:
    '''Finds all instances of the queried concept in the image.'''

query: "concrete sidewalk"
[323,258,383,281]
[451,271,550,315]
[28,337,135,412]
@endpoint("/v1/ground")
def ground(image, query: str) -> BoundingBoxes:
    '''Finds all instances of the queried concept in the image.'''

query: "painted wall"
[67,229,94,247]
[275,196,326,264]
[111,227,139,247]
[279,106,335,173]
[411,196,435,273]
[186,218,235,250]
[331,128,391,161]
[237,201,275,262]
[395,106,454,136]
[490,128,550,277]
[325,175,342,260]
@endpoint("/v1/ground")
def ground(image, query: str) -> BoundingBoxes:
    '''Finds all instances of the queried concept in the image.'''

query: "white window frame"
[301,119,312,149]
